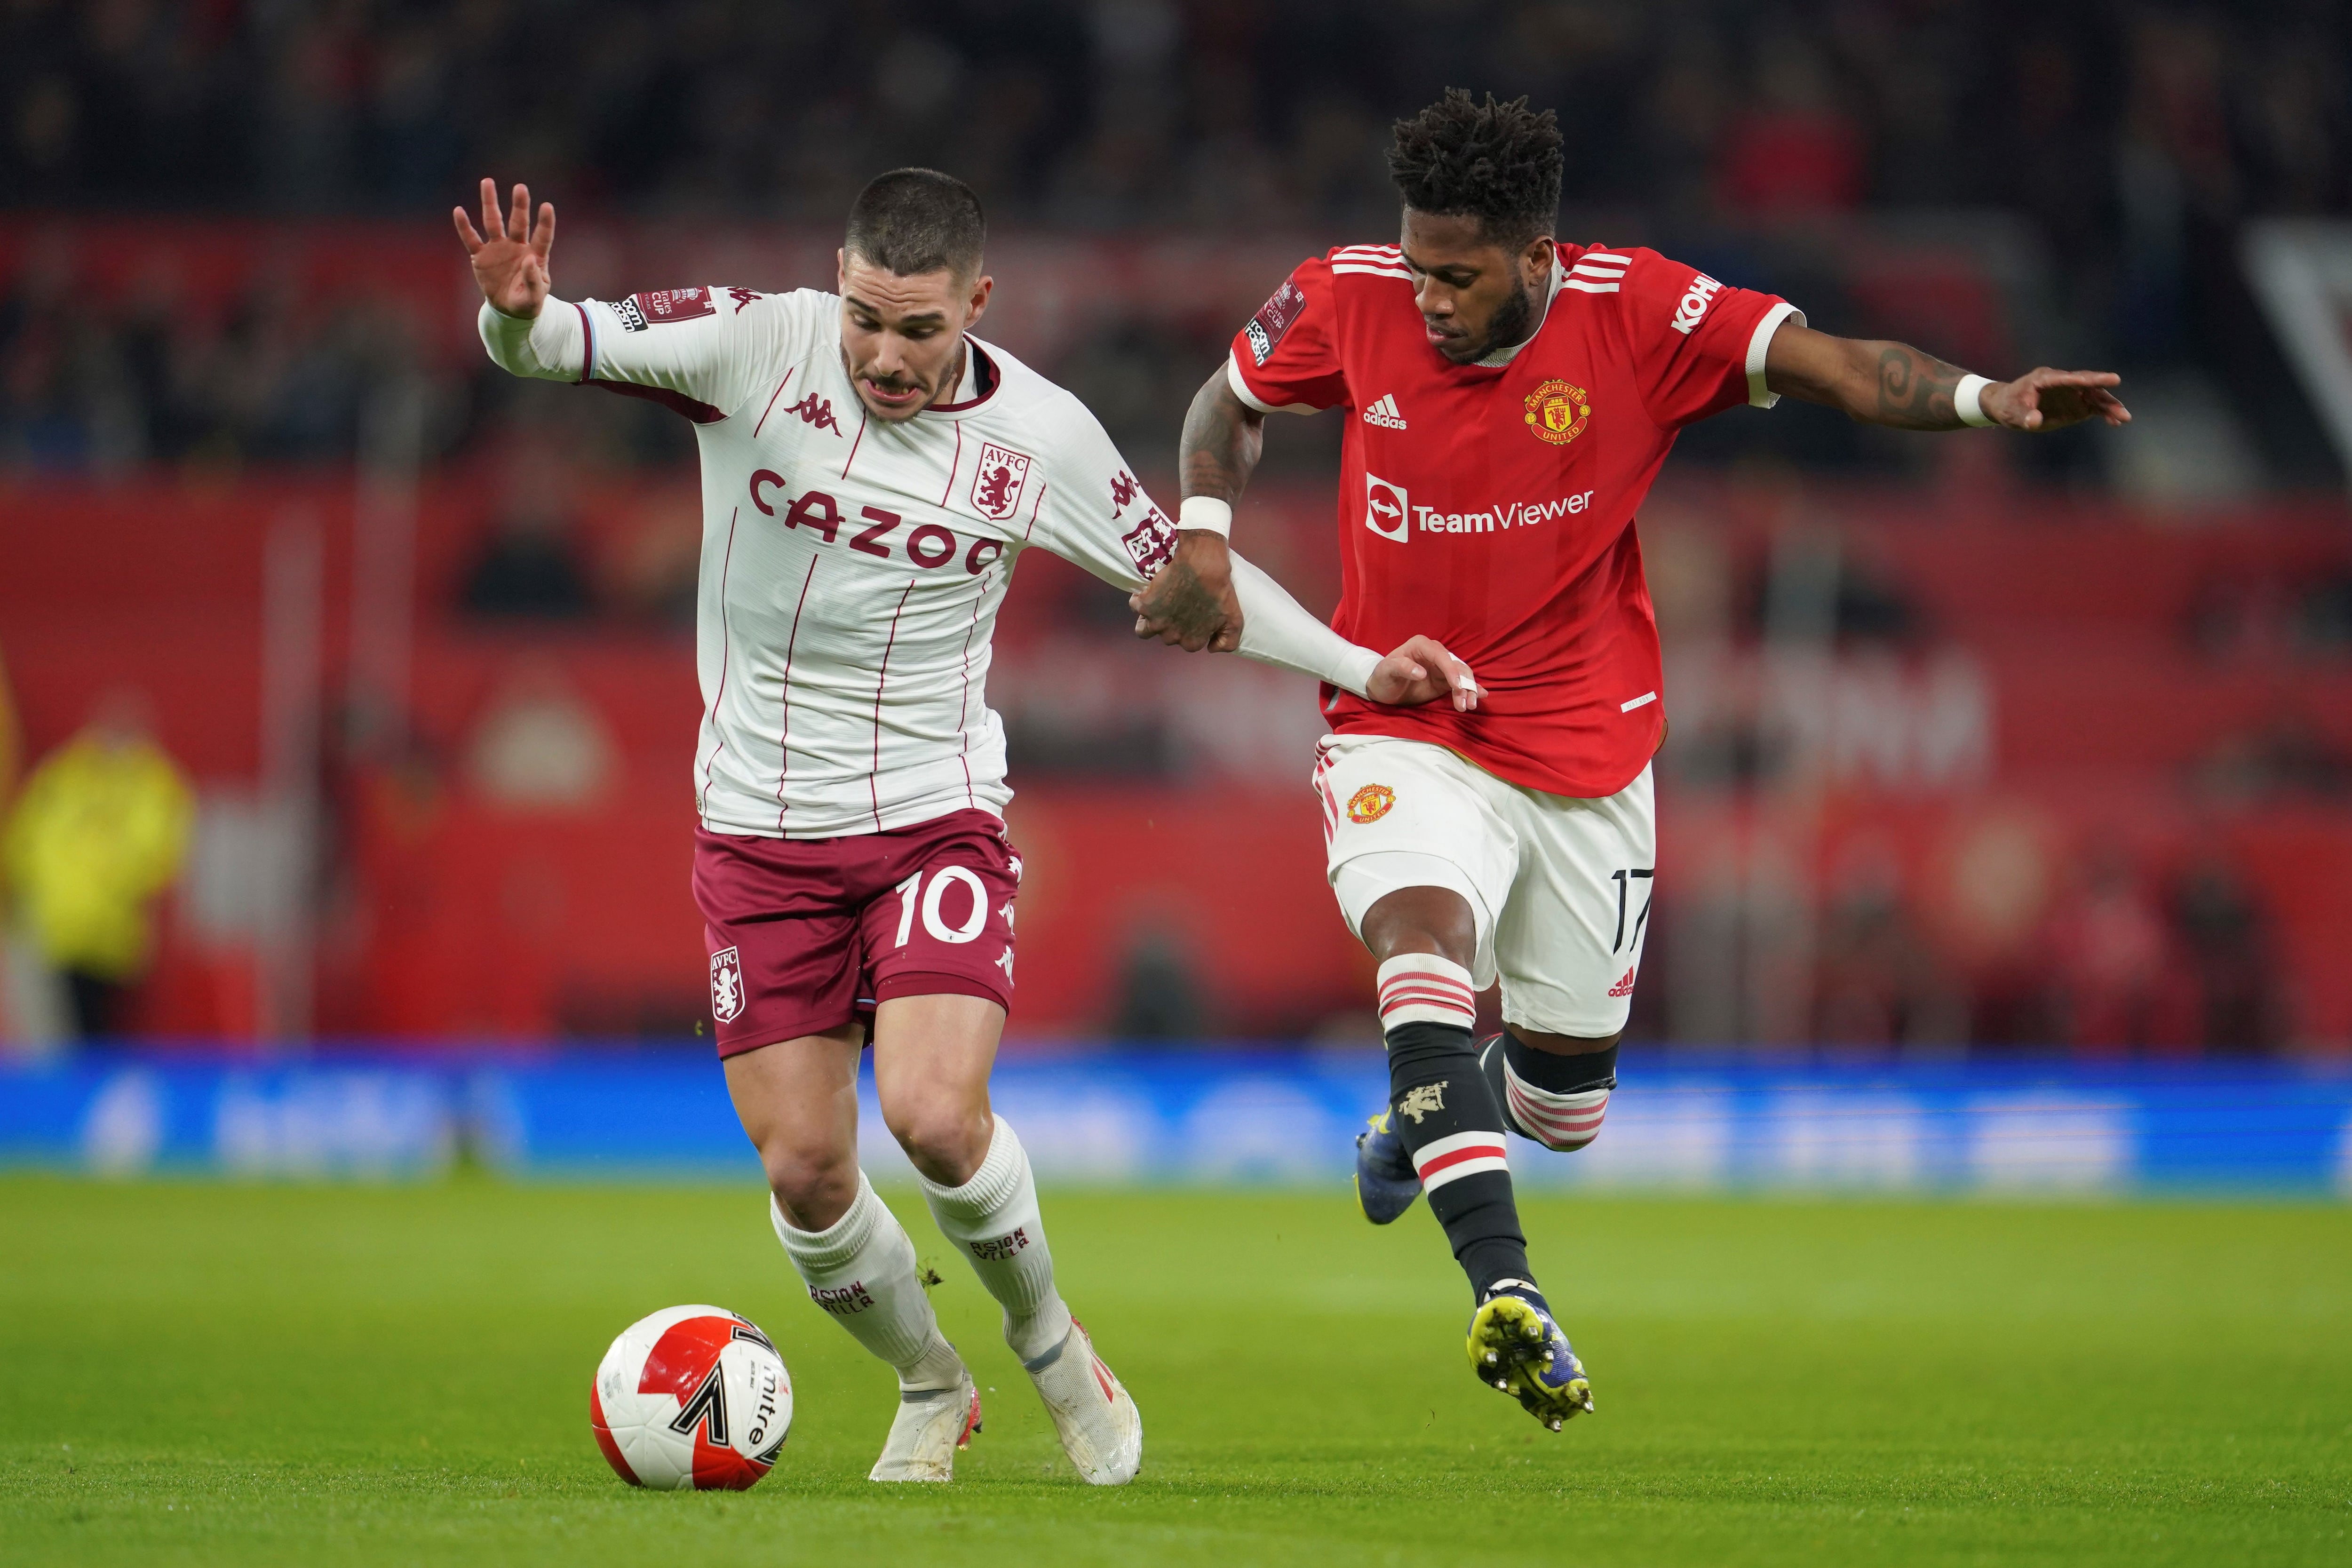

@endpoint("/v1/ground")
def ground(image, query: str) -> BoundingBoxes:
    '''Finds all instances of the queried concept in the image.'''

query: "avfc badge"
[1524,379,1592,446]
[1346,784,1396,824]
[970,442,1033,521]
[709,947,745,1024]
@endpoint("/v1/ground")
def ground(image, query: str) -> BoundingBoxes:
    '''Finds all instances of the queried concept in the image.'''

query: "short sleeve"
[1611,249,1804,430]
[1025,394,1177,592]
[575,286,822,420]
[1225,258,1350,415]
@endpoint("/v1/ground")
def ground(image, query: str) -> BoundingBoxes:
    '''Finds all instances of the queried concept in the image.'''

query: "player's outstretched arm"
[1131,366,1263,652]
[453,178,555,319]
[1763,322,2130,433]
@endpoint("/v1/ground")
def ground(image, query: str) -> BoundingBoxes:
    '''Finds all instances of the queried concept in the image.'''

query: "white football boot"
[1022,1319,1142,1485]
[868,1367,983,1482]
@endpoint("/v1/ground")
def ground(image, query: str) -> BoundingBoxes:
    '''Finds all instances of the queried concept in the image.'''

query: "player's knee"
[760,1144,858,1230]
[880,1090,990,1185]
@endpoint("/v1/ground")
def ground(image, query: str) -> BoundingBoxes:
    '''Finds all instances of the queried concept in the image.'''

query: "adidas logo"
[1361,393,1407,430]
[1606,967,1637,998]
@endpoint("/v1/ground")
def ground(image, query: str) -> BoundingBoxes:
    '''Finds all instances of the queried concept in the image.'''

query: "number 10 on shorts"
[894,868,993,947]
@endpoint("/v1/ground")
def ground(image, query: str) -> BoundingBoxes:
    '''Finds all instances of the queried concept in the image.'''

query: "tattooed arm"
[1128,366,1265,652]
[1763,322,2130,432]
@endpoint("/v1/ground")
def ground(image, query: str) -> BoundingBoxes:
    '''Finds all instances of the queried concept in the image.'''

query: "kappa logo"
[1347,783,1395,823]
[1607,966,1637,998]
[994,948,1016,983]
[1398,1082,1446,1123]
[1110,470,1142,510]
[784,392,842,436]
[726,286,762,313]
[1524,379,1592,446]
[709,947,745,1023]
[971,442,1033,521]
[1671,272,1723,336]
[1361,393,1407,430]
[1364,472,1409,542]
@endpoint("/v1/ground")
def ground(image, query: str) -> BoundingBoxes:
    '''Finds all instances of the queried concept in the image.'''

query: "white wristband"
[1177,496,1232,537]
[1955,374,1996,428]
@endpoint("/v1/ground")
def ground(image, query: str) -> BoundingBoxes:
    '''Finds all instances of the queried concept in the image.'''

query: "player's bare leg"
[726,1031,979,1482]
[875,994,1142,1486]
[1354,887,1594,1429]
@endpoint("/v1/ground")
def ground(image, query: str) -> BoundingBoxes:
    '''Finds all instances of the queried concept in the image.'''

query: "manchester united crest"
[1523,379,1592,446]
[1347,784,1396,824]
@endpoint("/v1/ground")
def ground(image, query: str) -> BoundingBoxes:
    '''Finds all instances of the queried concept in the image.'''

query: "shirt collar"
[1473,249,1564,369]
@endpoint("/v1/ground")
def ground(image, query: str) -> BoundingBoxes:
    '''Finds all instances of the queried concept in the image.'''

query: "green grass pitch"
[1,1176,2347,1566]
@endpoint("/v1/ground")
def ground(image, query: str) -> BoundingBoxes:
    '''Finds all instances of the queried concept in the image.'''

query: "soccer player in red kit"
[1133,91,2129,1430]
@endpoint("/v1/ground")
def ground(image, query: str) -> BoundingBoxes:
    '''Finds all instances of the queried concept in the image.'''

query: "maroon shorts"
[692,809,1020,1058]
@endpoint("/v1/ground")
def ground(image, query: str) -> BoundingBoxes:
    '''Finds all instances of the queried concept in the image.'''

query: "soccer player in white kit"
[456,169,1476,1483]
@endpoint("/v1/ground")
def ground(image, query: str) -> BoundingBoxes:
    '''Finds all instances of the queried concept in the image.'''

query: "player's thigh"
[1317,734,1518,984]
[721,1024,866,1176]
[869,991,1006,1146]
[1493,764,1657,1037]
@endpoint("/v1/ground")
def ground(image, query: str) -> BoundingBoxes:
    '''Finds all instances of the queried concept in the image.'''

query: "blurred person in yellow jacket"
[1,691,194,1039]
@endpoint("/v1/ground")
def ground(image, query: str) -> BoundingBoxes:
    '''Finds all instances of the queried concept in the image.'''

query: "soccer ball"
[590,1305,792,1489]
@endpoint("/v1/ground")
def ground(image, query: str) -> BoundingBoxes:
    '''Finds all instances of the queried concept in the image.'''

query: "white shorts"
[1313,734,1656,1038]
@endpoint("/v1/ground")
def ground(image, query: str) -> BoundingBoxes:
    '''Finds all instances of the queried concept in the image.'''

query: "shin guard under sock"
[1377,954,1534,1300]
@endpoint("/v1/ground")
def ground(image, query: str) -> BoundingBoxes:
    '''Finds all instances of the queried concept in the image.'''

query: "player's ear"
[1523,234,1556,285]
[835,248,847,295]
[964,273,993,330]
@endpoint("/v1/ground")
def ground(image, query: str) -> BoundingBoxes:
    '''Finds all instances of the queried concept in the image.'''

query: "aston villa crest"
[970,442,1033,521]
[709,947,745,1023]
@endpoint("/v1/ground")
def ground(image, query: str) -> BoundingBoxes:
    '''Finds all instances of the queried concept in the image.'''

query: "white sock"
[919,1115,1073,1365]
[771,1172,963,1390]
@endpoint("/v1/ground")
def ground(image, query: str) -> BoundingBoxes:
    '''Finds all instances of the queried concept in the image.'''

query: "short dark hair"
[844,167,986,280]
[1388,89,1563,249]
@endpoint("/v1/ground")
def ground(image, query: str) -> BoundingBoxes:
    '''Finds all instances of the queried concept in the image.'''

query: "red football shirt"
[1228,242,1801,799]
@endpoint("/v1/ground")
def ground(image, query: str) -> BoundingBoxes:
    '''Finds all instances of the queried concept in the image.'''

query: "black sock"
[1386,1018,1535,1301]
[1483,1031,1617,1145]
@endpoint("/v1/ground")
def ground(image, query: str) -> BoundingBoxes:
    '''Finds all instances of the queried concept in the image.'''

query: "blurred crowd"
[4,2,2350,464]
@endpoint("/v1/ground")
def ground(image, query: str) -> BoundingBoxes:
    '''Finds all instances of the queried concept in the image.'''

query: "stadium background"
[7,0,2352,1061]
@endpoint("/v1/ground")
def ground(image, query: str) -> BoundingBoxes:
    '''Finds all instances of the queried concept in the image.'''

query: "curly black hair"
[1388,89,1564,248]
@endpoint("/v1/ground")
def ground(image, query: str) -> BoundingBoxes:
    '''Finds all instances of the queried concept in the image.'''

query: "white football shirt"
[481,285,1378,839]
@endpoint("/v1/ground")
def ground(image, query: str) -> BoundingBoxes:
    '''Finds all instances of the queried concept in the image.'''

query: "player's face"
[1398,210,1554,365]
[836,252,994,422]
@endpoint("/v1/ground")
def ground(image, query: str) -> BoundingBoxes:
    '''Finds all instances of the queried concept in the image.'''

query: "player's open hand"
[1981,368,2130,432]
[453,178,556,320]
[1130,532,1244,653]
[1367,637,1480,713]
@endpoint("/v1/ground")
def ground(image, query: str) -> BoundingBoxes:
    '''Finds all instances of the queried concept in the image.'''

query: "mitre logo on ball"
[1524,380,1592,446]
[591,1305,792,1491]
[709,947,744,1023]
[970,443,1033,520]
